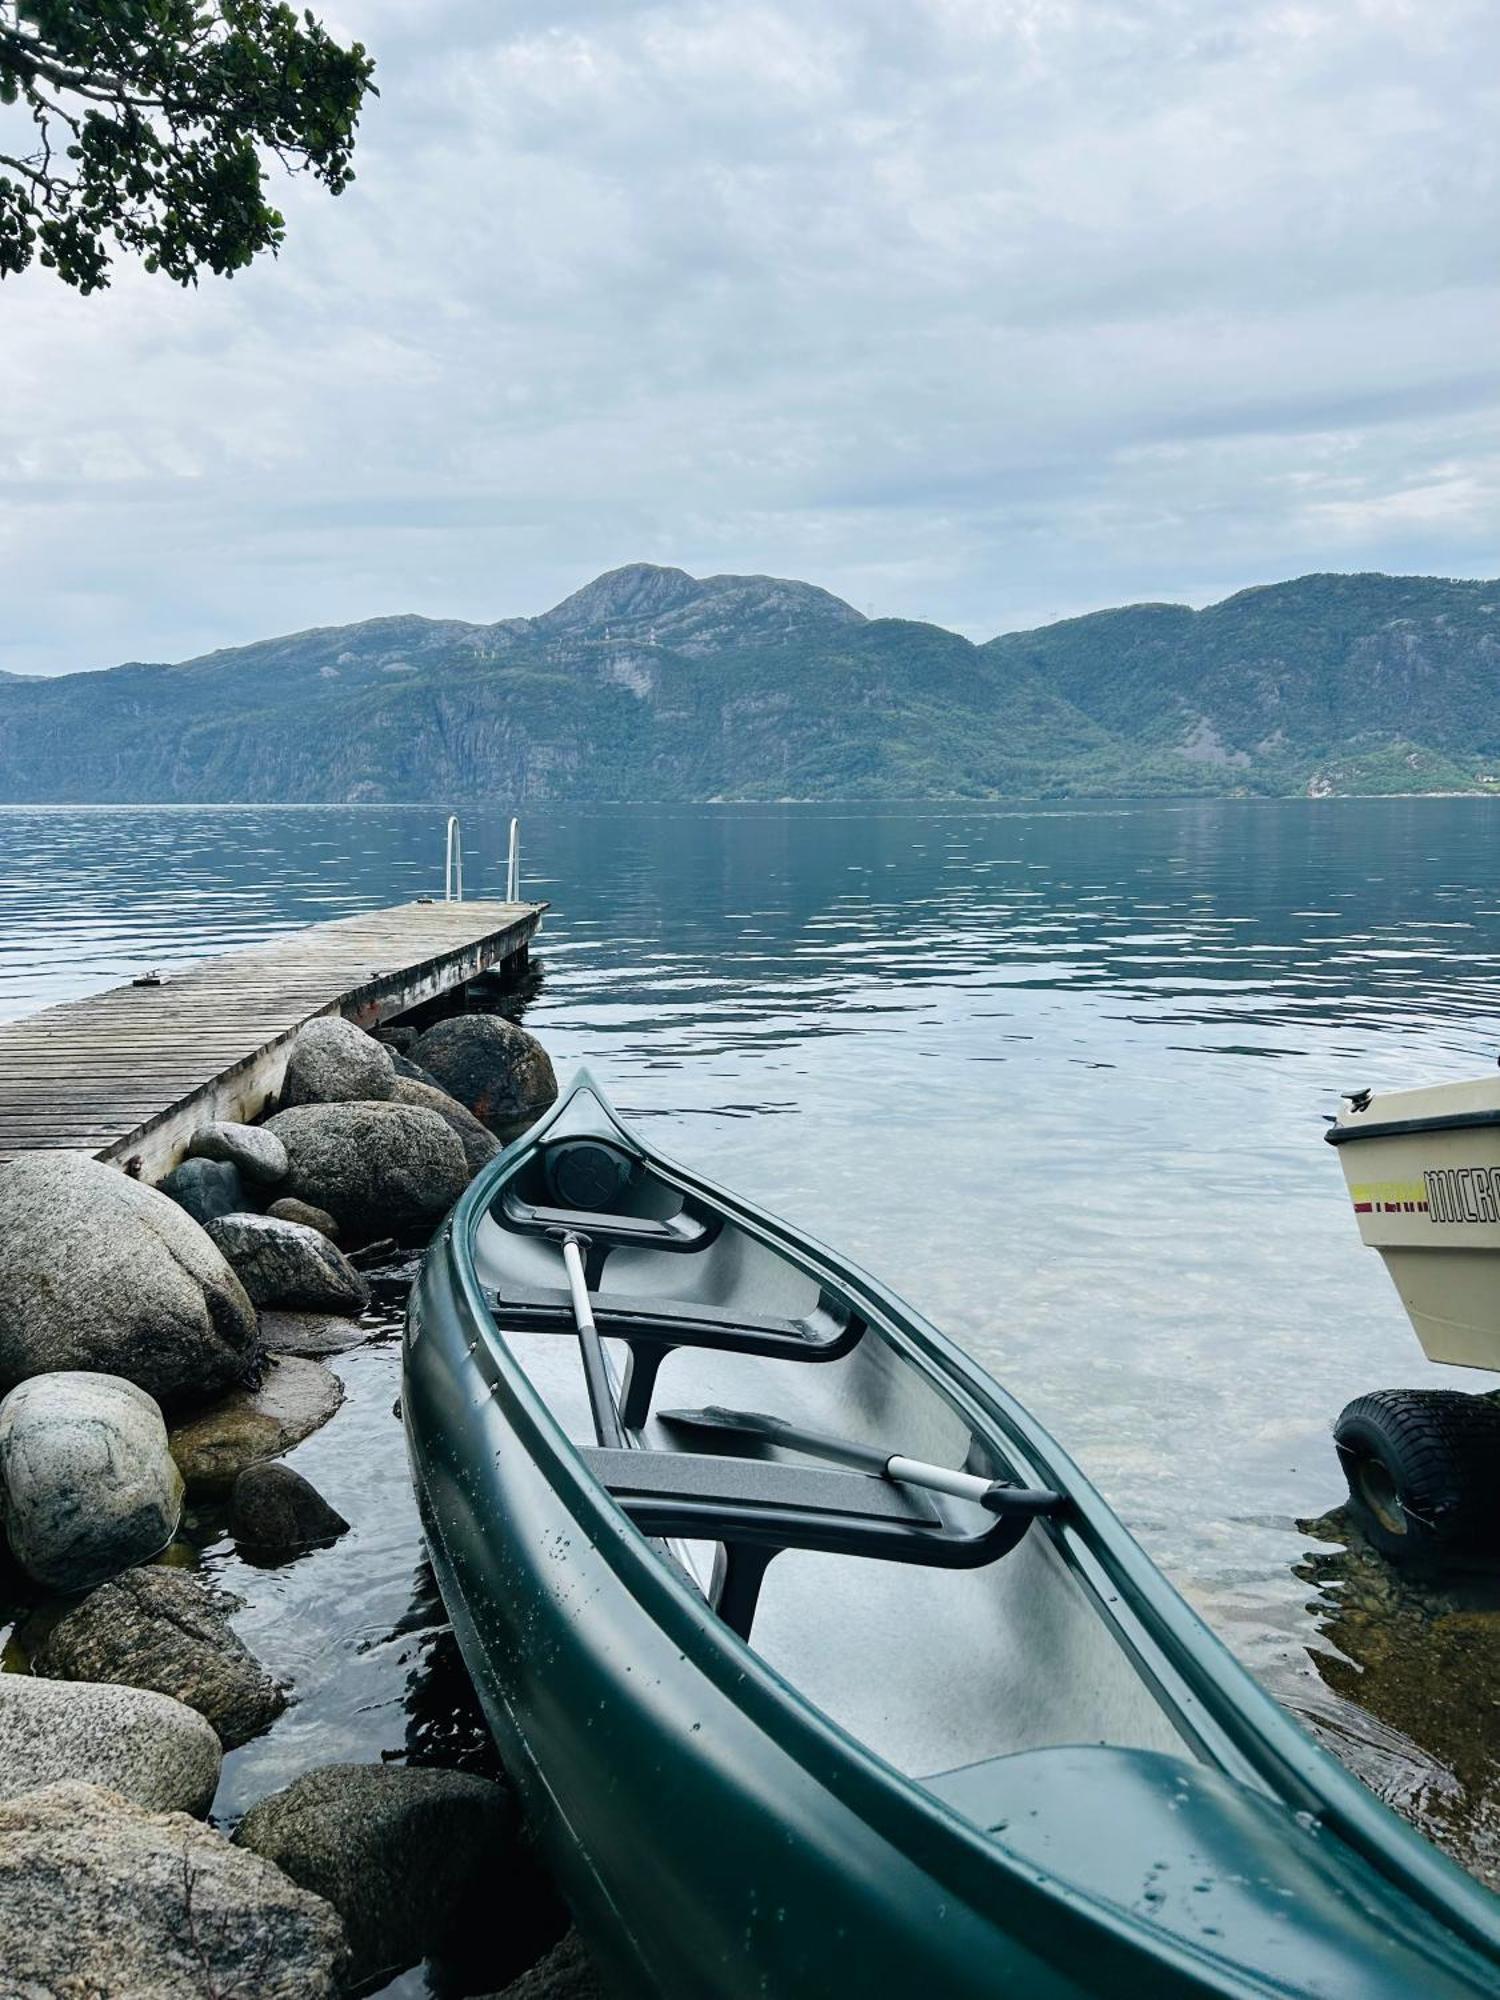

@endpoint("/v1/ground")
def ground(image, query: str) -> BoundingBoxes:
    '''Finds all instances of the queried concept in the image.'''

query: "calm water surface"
[4,798,1500,1898]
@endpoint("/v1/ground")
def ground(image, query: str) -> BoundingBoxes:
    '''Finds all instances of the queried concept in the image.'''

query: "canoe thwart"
[580,1444,1034,1640]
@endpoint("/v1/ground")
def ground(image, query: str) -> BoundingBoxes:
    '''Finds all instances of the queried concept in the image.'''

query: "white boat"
[1327,1072,1500,1566]
[1328,1071,1500,1370]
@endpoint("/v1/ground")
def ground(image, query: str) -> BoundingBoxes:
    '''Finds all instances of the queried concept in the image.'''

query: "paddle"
[552,1229,627,1450]
[659,1406,1065,1517]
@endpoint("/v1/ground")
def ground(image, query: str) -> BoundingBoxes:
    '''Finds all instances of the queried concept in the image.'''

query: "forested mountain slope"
[1,564,1495,801]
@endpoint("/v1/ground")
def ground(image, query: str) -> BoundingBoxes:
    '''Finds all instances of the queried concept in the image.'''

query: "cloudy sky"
[3,0,1497,676]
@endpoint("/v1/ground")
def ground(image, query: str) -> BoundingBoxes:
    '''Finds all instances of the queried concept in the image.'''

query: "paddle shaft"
[663,1406,1062,1517]
[558,1232,626,1450]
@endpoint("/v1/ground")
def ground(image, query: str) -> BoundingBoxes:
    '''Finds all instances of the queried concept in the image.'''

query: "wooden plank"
[0,898,545,1178]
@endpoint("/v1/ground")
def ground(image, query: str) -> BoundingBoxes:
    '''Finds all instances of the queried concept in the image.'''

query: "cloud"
[2,0,1497,673]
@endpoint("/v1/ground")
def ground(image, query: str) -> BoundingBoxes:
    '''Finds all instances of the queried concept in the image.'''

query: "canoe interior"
[474,1090,1192,1784]
[410,1071,1500,1998]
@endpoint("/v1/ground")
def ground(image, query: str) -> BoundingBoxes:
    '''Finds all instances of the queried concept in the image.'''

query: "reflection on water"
[1295,1511,1500,1888]
[2,797,1500,1888]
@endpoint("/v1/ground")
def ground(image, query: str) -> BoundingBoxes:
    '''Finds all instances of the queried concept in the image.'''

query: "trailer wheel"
[1333,1390,1500,1566]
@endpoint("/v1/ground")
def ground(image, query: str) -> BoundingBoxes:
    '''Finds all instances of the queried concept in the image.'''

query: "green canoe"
[404,1070,1500,1997]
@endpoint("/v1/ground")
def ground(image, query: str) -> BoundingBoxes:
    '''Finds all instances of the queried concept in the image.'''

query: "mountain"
[1,563,1497,803]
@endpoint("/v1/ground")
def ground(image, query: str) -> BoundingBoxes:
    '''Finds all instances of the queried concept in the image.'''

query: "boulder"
[266,1099,470,1241]
[258,1309,369,1357]
[392,1075,503,1176]
[377,1023,419,1053]
[267,1195,340,1239]
[281,1016,395,1108]
[160,1154,246,1225]
[0,1371,182,1591]
[0,1781,348,1998]
[168,1355,345,1497]
[391,1047,444,1088]
[485,1931,608,2000]
[0,1154,258,1410]
[410,1014,558,1137]
[207,1212,369,1313]
[234,1762,516,1989]
[190,1119,289,1186]
[32,1564,287,1749]
[231,1462,349,1551]
[0,1675,221,1816]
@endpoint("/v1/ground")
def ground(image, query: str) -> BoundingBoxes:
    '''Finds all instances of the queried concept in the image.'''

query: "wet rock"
[207,1211,369,1313]
[410,1014,558,1137]
[32,1565,286,1749]
[234,1762,516,1989]
[0,1153,258,1410]
[267,1195,340,1238]
[267,1099,470,1241]
[281,1015,395,1108]
[0,1371,182,1591]
[378,1024,420,1054]
[258,1309,369,1357]
[485,1931,608,2000]
[0,1675,221,1816]
[392,1075,503,1177]
[190,1119,289,1185]
[0,1781,348,1998]
[231,1462,349,1551]
[168,1355,345,1497]
[160,1154,246,1225]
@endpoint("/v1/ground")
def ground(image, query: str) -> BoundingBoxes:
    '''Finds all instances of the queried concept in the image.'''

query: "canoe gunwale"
[429,1068,1500,1970]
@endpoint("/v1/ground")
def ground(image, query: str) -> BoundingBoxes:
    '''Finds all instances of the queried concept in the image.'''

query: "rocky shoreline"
[0,1005,607,1996]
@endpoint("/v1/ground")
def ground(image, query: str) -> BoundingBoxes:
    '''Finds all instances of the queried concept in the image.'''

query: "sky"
[3,0,1498,676]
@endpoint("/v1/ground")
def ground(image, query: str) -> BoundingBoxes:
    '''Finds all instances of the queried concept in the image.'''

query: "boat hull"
[407,1076,1500,1997]
[1330,1076,1500,1369]
[407,1227,1085,1998]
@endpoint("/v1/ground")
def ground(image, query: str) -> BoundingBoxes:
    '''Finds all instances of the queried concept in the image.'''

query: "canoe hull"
[407,1075,1500,1998]
[407,1224,1093,1999]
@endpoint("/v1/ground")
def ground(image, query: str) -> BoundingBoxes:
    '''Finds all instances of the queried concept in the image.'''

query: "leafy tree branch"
[0,1,374,291]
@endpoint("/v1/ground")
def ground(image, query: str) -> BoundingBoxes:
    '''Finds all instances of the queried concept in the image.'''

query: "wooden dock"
[0,900,545,1178]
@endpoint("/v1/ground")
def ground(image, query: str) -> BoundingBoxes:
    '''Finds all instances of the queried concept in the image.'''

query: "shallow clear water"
[4,797,1500,1895]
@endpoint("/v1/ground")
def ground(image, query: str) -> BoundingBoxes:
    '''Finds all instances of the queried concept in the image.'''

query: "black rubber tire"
[1333,1389,1500,1565]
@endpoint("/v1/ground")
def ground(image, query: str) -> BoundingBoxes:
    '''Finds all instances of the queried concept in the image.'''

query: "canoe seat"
[491,1287,866,1428]
[581,1446,1034,1640]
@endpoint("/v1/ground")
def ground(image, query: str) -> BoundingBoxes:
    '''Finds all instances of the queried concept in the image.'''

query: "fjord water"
[4,797,1500,1889]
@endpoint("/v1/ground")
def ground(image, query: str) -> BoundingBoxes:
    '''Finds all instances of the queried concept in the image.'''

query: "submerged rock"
[207,1211,370,1313]
[32,1565,287,1749]
[0,1371,182,1591]
[485,1931,609,2000]
[190,1119,289,1185]
[267,1195,340,1239]
[0,1781,348,1998]
[409,1014,558,1137]
[0,1154,258,1409]
[231,1461,349,1551]
[258,1309,369,1357]
[160,1154,246,1225]
[0,1675,221,1816]
[168,1355,345,1497]
[391,1075,503,1176]
[234,1762,516,1989]
[267,1099,470,1241]
[281,1016,395,1108]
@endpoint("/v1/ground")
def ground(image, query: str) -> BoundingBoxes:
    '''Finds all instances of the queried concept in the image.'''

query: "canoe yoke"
[580,1446,1035,1641]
